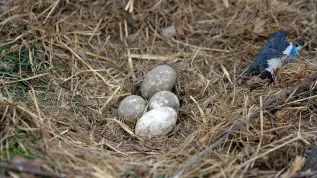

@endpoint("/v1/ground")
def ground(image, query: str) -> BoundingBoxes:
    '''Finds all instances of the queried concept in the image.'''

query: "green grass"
[0,135,36,159]
[0,44,57,106]
[3,83,29,100]
[0,45,33,73]
[0,43,50,74]
[3,83,58,107]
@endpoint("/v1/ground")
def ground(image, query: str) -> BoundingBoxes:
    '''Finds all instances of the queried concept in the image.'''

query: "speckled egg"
[149,91,179,110]
[141,65,177,99]
[135,107,177,139]
[118,95,146,122]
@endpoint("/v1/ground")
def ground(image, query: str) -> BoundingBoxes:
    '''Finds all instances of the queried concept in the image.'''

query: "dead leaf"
[74,47,87,59]
[174,18,185,37]
[10,44,20,52]
[161,24,178,48]
[246,76,270,86]
[275,110,287,122]
[253,19,266,34]
[176,25,185,36]
[162,24,176,39]
[79,98,97,106]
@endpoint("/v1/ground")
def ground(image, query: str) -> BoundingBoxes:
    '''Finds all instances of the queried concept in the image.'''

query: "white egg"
[118,95,146,122]
[149,91,179,110]
[141,65,177,99]
[135,107,177,139]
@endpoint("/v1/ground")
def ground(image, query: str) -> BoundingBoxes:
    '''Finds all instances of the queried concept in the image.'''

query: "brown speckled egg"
[141,65,176,99]
[118,95,146,122]
[149,91,179,110]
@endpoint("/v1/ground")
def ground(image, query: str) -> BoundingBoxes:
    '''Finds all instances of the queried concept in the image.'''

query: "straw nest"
[0,0,317,178]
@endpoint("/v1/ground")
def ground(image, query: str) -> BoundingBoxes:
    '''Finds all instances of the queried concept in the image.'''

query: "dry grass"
[0,0,317,177]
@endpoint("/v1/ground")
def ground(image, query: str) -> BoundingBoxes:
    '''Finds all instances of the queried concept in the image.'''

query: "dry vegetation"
[0,0,317,177]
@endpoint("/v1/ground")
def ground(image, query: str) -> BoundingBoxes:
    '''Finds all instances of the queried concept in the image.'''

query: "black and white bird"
[241,30,304,79]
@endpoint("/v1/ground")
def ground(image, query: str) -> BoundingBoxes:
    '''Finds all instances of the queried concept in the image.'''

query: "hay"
[0,0,316,177]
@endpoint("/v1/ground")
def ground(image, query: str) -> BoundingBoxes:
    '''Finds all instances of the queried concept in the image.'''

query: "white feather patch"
[265,57,282,73]
[283,42,294,55]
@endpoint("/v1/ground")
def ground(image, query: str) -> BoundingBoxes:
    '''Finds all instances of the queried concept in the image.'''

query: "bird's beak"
[296,45,303,51]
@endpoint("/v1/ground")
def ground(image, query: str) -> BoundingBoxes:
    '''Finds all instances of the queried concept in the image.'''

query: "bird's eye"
[297,40,305,46]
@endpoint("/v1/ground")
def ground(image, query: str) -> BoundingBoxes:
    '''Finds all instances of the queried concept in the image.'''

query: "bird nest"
[0,0,317,178]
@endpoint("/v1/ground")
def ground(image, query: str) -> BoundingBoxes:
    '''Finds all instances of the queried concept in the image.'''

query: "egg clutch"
[117,65,180,140]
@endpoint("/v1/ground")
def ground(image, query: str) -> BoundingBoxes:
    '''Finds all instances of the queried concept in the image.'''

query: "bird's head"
[295,40,304,50]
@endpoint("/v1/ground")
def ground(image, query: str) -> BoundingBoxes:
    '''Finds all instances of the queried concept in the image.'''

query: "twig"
[58,41,115,88]
[28,86,43,122]
[100,117,144,142]
[171,38,230,53]
[129,53,182,61]
[0,14,28,26]
[190,95,206,123]
[220,62,233,84]
[170,72,317,178]
[170,132,231,178]
[153,0,164,8]
[43,0,61,24]
[84,51,116,64]
[0,163,66,178]
[1,73,48,84]
[124,0,134,13]
[124,41,136,82]
[100,86,121,112]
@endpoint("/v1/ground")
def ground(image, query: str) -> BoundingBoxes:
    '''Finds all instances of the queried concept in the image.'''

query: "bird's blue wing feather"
[244,30,289,78]
[289,47,298,55]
